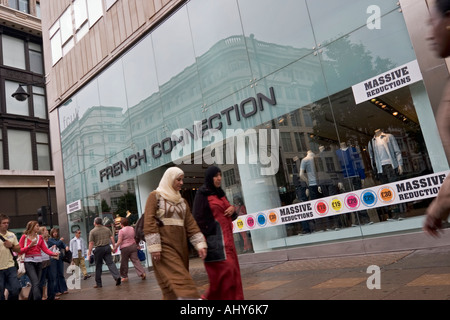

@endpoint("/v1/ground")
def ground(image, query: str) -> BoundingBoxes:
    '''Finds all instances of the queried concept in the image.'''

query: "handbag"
[16,254,26,278]
[16,236,32,278]
[62,249,73,263]
[137,249,146,261]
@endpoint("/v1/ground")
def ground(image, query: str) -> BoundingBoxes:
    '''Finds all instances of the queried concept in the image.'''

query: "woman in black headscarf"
[192,166,244,300]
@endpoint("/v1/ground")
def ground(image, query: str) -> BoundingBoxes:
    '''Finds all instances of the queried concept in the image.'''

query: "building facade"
[0,0,56,232]
[42,0,450,263]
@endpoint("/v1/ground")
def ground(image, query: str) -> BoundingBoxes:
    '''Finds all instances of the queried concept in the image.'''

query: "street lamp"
[11,81,45,102]
[11,84,30,101]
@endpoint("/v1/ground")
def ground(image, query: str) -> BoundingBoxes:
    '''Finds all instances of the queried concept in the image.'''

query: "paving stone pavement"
[57,246,450,301]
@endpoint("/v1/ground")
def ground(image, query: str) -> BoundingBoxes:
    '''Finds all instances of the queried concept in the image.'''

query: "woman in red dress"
[193,166,244,300]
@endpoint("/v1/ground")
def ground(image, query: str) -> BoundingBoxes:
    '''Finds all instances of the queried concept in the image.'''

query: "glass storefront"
[58,0,448,261]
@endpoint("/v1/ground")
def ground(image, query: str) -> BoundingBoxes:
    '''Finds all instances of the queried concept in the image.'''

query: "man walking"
[88,217,121,288]
[0,214,22,300]
[69,230,91,280]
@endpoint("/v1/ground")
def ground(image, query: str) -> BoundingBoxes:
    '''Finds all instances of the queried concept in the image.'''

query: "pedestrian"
[88,217,121,288]
[18,221,58,300]
[424,0,450,236]
[38,226,56,300]
[48,227,69,295]
[113,217,146,281]
[143,166,207,300]
[0,213,22,300]
[192,166,244,300]
[69,230,91,280]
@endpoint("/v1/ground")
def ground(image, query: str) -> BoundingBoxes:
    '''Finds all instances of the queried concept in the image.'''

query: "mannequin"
[368,129,403,181]
[299,150,320,232]
[368,129,405,220]
[336,142,370,225]
[292,156,309,234]
[293,156,308,201]
[318,145,345,230]
[299,151,318,191]
[336,142,366,185]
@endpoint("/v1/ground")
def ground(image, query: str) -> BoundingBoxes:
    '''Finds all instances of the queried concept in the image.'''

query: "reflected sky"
[152,6,196,86]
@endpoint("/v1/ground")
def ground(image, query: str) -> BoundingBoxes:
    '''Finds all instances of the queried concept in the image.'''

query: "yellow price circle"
[331,198,342,212]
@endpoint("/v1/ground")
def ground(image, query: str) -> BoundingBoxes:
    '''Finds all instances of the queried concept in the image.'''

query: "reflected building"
[44,0,449,260]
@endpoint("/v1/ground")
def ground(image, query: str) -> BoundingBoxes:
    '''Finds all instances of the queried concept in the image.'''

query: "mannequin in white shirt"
[370,129,403,177]
[369,129,405,220]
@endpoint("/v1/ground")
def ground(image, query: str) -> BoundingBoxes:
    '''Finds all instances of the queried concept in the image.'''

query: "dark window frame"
[0,28,50,171]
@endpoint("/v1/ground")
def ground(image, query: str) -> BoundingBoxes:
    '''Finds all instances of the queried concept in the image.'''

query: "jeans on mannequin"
[376,165,405,220]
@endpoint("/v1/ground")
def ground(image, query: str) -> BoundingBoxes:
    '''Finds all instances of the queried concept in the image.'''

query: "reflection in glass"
[239,0,315,80]
[97,60,133,164]
[122,36,159,109]
[57,0,445,254]
[306,0,399,46]
[67,178,139,249]
[318,10,416,96]
[189,0,252,106]
[152,6,196,86]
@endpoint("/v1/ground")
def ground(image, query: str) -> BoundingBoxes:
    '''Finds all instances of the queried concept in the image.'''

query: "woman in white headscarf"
[143,167,207,300]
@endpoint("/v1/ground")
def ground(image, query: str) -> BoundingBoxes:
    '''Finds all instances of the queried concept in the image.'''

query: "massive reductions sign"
[232,171,448,233]
[352,60,423,104]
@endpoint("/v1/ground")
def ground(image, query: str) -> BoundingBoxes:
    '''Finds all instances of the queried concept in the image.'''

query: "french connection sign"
[98,87,279,182]
[233,171,448,233]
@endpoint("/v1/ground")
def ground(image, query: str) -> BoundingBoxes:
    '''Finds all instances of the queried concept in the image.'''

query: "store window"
[58,0,446,254]
[217,77,437,252]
